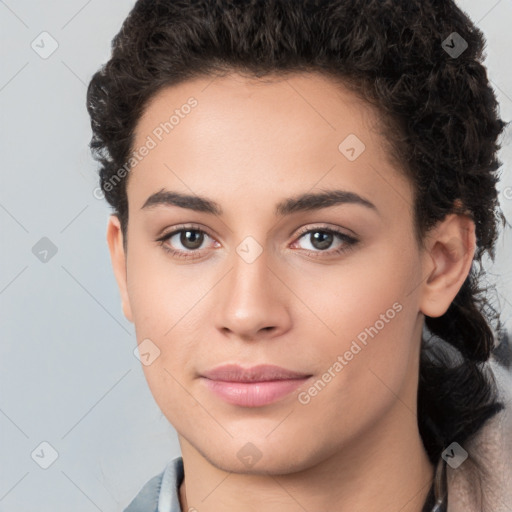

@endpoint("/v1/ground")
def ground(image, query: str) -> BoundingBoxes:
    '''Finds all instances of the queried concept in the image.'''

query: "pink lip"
[200,364,312,407]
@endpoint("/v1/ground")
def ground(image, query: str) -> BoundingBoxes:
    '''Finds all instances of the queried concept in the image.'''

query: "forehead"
[134,71,382,151]
[126,71,412,217]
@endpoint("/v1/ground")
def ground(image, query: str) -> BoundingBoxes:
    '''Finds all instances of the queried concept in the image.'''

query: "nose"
[214,247,292,341]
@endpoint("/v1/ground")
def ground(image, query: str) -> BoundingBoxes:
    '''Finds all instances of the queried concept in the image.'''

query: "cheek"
[293,243,421,397]
[291,242,418,338]
[126,242,197,333]
[126,244,210,385]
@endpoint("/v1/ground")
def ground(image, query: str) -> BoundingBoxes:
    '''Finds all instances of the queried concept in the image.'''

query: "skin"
[106,72,476,511]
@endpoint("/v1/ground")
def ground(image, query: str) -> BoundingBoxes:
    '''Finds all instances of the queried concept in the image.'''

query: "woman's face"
[111,72,432,473]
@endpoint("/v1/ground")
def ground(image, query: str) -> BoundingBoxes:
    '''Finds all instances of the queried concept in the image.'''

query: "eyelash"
[155,223,358,261]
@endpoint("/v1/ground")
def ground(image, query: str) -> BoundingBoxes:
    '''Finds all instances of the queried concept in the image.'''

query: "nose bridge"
[215,236,289,337]
[228,238,275,308]
[243,239,270,276]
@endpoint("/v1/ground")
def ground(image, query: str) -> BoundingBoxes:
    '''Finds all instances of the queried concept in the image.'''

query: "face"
[108,72,441,474]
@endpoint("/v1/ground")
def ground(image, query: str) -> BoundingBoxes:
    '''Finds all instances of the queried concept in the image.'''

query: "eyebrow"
[141,188,378,216]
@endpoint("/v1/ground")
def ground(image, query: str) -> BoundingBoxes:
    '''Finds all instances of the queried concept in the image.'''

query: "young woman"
[86,1,512,510]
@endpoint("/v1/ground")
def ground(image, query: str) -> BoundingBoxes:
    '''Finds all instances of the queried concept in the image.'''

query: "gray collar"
[158,457,184,512]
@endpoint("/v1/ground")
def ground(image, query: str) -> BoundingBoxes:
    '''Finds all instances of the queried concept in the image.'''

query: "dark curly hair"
[87,0,508,479]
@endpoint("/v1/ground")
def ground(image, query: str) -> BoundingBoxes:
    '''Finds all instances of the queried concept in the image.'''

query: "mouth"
[200,364,312,407]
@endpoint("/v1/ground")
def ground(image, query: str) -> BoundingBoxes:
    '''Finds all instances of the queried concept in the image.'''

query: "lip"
[201,364,311,382]
[200,364,312,407]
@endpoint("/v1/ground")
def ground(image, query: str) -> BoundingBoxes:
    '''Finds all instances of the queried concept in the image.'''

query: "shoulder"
[123,456,184,512]
[446,359,512,511]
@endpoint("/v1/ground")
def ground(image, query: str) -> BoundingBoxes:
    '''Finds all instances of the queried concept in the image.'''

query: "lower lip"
[201,377,310,407]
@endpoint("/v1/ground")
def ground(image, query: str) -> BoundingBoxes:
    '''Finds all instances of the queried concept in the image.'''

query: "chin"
[197,437,325,476]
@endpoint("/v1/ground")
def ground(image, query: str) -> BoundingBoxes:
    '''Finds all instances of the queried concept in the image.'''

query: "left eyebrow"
[275,189,378,216]
[141,188,378,216]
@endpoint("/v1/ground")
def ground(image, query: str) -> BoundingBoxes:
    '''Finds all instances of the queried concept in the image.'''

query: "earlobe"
[419,214,476,318]
[106,215,133,323]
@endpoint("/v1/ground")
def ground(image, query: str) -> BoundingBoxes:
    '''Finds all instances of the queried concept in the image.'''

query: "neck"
[178,404,434,512]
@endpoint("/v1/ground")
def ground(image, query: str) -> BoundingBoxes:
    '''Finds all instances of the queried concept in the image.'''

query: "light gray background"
[1,1,511,511]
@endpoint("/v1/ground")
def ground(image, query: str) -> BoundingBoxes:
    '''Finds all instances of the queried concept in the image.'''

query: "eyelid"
[156,222,358,259]
[157,222,356,241]
[156,223,217,244]
[289,224,359,256]
[293,223,357,239]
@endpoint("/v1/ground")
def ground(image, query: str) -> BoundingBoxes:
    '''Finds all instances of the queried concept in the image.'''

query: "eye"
[156,224,358,261]
[156,224,217,260]
[291,226,358,258]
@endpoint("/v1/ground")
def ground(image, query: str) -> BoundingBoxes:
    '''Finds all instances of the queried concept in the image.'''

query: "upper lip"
[201,364,311,382]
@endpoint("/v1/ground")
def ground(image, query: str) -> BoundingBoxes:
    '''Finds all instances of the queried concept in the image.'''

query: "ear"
[419,213,476,318]
[106,215,133,323]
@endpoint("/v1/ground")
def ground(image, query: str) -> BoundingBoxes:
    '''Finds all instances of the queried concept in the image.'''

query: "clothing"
[123,456,444,512]
[123,360,512,512]
[443,360,512,511]
[123,456,183,512]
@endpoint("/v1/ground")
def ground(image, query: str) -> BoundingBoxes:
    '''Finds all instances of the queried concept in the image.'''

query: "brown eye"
[293,226,359,258]
[156,225,215,260]
[307,231,335,251]
[176,229,205,250]
[293,227,357,257]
